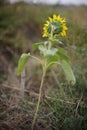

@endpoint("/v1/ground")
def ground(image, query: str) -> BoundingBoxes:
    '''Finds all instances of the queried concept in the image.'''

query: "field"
[0,3,87,130]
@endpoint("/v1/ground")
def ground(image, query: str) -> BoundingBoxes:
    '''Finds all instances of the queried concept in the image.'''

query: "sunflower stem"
[31,62,47,130]
[50,25,54,39]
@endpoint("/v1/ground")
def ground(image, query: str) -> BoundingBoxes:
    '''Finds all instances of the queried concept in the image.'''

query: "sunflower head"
[42,14,68,38]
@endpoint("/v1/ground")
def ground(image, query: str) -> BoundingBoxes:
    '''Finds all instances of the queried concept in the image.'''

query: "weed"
[18,14,75,130]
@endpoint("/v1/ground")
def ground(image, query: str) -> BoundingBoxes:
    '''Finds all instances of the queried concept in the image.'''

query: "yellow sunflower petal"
[61,30,66,36]
[53,14,57,20]
[48,17,52,22]
[63,25,68,30]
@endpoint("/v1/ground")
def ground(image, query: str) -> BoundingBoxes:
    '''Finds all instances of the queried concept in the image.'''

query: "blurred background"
[10,0,87,5]
[0,0,87,130]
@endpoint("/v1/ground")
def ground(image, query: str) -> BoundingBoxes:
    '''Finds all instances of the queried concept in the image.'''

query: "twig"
[20,69,25,97]
[1,83,38,97]
[51,70,66,97]
[75,94,83,114]
[39,111,54,119]
[1,83,76,105]
[45,95,76,105]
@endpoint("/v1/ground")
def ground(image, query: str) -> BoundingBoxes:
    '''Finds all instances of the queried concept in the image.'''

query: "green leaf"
[39,45,58,56]
[61,60,76,85]
[47,48,58,56]
[47,55,59,68]
[38,45,46,55]
[58,47,69,62]
[32,42,44,51]
[17,53,30,75]
[50,39,63,45]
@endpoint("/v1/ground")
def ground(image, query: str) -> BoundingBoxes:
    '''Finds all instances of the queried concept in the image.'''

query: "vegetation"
[0,3,87,130]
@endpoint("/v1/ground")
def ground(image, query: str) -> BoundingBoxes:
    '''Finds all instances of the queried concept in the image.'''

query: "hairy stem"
[30,55,42,64]
[31,68,46,130]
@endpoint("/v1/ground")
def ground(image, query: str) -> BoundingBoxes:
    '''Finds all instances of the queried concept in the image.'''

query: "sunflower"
[42,14,68,38]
